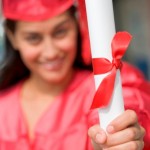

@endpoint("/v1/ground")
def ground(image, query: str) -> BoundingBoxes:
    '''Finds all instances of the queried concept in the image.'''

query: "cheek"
[59,34,77,54]
[19,48,40,72]
[63,41,77,54]
[15,37,40,62]
[17,45,40,63]
[62,40,77,63]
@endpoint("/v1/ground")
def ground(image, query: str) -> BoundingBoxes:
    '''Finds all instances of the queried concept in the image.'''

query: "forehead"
[15,10,72,32]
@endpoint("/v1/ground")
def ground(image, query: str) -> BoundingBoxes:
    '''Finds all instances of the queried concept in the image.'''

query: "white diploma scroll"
[85,0,125,131]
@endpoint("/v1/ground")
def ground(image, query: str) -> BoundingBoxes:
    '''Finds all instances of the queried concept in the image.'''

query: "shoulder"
[121,61,150,96]
[121,62,150,100]
[66,69,95,106]
[0,82,23,141]
[74,70,99,126]
[68,69,95,112]
[68,69,95,102]
[121,62,150,112]
[121,62,147,86]
[0,81,22,111]
[121,64,150,147]
[69,69,95,92]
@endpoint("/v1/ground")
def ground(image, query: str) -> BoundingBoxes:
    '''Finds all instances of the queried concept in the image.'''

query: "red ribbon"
[91,32,132,109]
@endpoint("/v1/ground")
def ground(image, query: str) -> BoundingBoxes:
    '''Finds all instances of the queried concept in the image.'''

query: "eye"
[53,28,68,38]
[25,34,42,44]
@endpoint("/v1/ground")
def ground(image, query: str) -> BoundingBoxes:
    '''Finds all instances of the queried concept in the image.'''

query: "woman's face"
[8,11,78,83]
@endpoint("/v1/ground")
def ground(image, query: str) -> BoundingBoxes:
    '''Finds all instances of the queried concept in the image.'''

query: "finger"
[91,140,103,150]
[107,110,138,133]
[103,140,144,150]
[88,124,107,144]
[139,125,146,140]
[104,125,145,147]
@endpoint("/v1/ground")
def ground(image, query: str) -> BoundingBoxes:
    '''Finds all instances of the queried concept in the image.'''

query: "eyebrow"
[21,18,73,35]
[53,18,73,30]
[22,32,40,36]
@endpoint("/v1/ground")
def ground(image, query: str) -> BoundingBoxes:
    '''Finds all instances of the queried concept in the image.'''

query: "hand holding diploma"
[88,110,145,150]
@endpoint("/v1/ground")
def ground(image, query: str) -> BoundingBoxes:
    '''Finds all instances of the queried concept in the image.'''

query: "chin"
[43,72,68,83]
[37,65,73,84]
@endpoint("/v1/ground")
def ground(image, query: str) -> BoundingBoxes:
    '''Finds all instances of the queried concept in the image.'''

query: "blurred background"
[0,0,4,62]
[113,0,150,80]
[0,0,150,80]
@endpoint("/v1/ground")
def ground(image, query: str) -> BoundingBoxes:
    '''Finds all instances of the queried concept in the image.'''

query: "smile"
[40,58,64,71]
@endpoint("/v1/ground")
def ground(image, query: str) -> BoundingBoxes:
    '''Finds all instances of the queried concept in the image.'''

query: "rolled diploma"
[85,0,125,131]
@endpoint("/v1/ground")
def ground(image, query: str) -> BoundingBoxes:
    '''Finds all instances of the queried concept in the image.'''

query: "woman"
[0,0,149,149]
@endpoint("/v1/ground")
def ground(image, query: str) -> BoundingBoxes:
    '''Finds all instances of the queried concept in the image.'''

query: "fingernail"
[107,125,114,133]
[96,133,105,143]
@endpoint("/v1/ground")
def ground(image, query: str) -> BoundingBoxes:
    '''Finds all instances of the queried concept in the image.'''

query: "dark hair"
[0,6,92,90]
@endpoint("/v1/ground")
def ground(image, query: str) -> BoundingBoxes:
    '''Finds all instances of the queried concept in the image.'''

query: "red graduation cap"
[2,0,91,64]
[3,0,74,21]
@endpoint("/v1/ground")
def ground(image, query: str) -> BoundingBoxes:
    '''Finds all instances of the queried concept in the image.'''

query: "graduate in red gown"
[0,0,149,149]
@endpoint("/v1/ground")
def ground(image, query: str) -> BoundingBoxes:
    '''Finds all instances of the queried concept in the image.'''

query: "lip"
[40,57,64,71]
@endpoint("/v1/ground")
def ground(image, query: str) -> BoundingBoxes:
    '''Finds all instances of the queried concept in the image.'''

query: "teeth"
[46,61,60,65]
[42,59,61,64]
[40,58,63,70]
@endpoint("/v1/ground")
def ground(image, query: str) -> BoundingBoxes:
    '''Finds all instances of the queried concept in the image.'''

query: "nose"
[42,37,58,58]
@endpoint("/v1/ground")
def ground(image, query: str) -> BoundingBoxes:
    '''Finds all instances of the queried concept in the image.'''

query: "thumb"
[88,124,107,145]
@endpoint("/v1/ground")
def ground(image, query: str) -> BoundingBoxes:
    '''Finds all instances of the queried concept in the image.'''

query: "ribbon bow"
[91,32,132,109]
